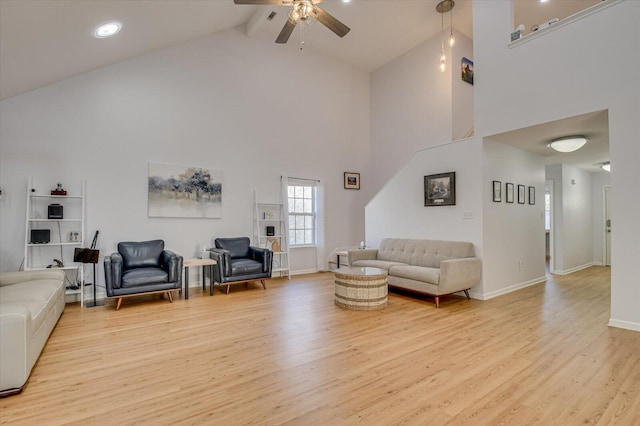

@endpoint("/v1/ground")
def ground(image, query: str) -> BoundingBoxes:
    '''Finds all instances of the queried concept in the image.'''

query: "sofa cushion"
[216,237,250,259]
[352,260,406,272]
[0,279,63,334]
[118,240,164,270]
[229,258,263,275]
[122,267,168,287]
[389,265,440,285]
[378,238,475,268]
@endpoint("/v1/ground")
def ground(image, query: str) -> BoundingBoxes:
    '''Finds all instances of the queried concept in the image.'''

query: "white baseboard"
[554,262,595,276]
[470,276,547,301]
[290,269,318,276]
[608,319,640,332]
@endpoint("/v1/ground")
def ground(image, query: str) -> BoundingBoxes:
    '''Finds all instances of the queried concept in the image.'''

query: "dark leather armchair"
[104,239,183,310]
[207,237,273,294]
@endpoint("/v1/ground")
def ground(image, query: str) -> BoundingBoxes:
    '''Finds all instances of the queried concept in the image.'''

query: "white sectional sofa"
[348,238,481,308]
[0,270,66,396]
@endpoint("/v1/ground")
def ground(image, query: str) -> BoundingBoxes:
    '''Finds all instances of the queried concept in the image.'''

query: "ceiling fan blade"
[276,18,296,44]
[316,7,350,38]
[233,0,290,5]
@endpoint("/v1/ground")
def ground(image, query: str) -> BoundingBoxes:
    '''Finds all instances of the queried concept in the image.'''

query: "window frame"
[287,184,317,247]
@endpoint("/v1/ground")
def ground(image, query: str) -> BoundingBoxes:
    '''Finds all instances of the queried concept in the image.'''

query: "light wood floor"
[1,267,639,425]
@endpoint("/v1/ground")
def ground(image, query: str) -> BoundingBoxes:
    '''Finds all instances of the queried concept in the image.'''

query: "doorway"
[604,186,611,266]
[545,180,554,274]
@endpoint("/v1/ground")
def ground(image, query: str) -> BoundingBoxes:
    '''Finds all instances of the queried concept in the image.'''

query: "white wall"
[0,27,371,293]
[560,164,594,273]
[365,137,484,292]
[482,139,546,298]
[473,0,640,330]
[451,30,474,141]
[369,33,453,193]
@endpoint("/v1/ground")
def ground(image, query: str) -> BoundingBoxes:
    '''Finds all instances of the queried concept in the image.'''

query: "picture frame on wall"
[529,186,535,205]
[344,172,360,190]
[518,184,526,204]
[424,172,456,206]
[462,57,474,85]
[506,183,514,203]
[493,181,502,202]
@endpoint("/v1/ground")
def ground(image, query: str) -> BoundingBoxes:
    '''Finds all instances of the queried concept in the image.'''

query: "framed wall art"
[425,172,456,206]
[528,186,535,205]
[518,184,525,204]
[506,183,514,203]
[493,181,502,202]
[461,57,474,85]
[344,172,360,190]
[148,162,223,218]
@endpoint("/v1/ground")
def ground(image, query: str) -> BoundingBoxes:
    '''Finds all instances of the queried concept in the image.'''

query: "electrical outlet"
[463,211,474,219]
[517,260,524,270]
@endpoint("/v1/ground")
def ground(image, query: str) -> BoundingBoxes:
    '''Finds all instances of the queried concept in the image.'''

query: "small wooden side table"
[335,250,349,269]
[183,258,218,298]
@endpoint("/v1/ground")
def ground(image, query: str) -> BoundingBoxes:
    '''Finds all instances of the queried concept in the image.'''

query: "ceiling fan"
[234,0,351,44]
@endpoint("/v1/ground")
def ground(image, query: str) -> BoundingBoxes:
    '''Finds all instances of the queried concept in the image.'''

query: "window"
[288,184,316,246]
[545,191,551,231]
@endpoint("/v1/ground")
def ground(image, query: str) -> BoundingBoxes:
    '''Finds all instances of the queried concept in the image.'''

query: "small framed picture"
[528,186,535,205]
[425,172,456,207]
[461,57,474,85]
[506,183,514,203]
[344,172,360,190]
[493,181,502,202]
[518,185,526,204]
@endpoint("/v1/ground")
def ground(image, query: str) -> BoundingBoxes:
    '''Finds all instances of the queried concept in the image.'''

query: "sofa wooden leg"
[463,289,470,300]
[116,298,123,311]
[434,296,440,308]
[261,279,267,290]
[226,284,230,295]
[167,291,173,303]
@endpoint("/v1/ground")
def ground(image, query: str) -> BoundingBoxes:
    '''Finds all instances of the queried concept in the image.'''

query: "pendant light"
[436,0,455,72]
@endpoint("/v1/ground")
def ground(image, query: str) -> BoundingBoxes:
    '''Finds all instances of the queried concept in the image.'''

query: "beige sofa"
[0,270,66,396]
[348,238,481,308]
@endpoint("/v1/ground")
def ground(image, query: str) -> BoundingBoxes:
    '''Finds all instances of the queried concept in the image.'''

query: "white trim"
[470,276,546,301]
[554,262,594,276]
[608,319,640,332]
[290,268,318,276]
[509,0,623,48]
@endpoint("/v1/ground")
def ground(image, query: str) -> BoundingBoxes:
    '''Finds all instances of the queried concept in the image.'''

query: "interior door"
[605,186,611,266]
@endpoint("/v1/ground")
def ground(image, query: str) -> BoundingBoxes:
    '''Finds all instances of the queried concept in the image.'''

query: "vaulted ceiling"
[0,0,473,101]
[0,0,610,172]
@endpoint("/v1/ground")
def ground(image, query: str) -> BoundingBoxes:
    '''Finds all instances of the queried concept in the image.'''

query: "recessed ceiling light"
[93,22,122,39]
[342,0,351,3]
[547,136,588,153]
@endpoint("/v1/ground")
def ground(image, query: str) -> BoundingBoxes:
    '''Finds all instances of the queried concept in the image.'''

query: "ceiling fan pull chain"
[299,24,305,51]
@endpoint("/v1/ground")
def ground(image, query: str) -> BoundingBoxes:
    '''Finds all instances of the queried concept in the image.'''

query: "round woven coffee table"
[334,267,388,310]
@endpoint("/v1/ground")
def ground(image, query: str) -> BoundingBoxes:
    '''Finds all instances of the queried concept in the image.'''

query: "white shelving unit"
[253,191,290,279]
[24,177,86,306]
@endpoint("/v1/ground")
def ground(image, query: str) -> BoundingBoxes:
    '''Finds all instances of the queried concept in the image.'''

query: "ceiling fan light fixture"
[290,1,318,25]
[547,136,588,153]
[93,21,122,39]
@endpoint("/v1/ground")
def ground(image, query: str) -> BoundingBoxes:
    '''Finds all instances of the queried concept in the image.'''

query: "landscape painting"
[148,163,222,218]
